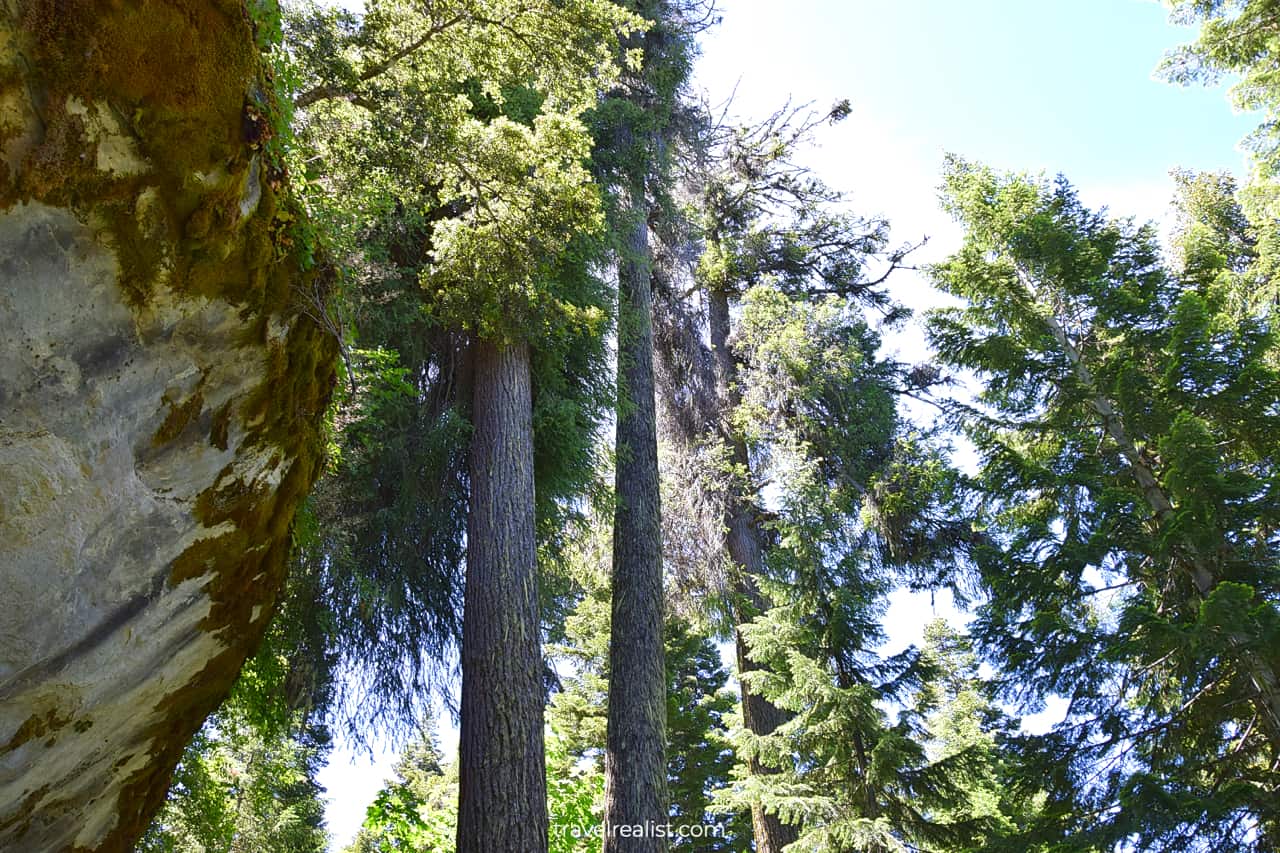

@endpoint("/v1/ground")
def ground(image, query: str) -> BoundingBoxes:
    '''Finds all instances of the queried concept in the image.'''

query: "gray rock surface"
[0,6,335,851]
[0,202,282,849]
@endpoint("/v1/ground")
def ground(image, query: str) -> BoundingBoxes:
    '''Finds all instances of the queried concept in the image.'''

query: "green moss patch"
[1,5,339,852]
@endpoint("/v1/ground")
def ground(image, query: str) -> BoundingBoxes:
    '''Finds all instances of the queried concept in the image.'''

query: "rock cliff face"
[0,4,336,850]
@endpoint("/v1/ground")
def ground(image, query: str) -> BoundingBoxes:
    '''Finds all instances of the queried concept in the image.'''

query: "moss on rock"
[0,3,338,851]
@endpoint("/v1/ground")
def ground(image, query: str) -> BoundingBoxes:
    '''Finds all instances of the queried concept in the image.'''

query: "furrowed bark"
[604,159,669,852]
[456,339,547,853]
[709,287,801,853]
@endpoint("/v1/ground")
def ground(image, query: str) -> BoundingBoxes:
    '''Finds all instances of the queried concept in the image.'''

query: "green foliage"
[665,97,904,631]
[734,286,896,493]
[716,447,996,851]
[1161,0,1280,174]
[545,519,749,848]
[912,621,1039,850]
[1160,2,1280,311]
[344,726,605,853]
[547,735,608,853]
[1171,170,1256,282]
[693,106,891,302]
[697,266,997,851]
[546,518,614,760]
[138,659,331,853]
[928,157,1280,849]
[664,620,749,851]
[586,0,698,199]
[421,112,605,340]
[286,0,642,114]
[653,95,996,848]
[345,726,457,853]
[272,0,632,741]
[290,343,469,739]
[528,240,616,542]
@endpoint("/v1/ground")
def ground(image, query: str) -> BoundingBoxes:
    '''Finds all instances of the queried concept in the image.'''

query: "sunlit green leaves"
[1161,2,1280,311]
[424,113,604,339]
[930,158,1280,848]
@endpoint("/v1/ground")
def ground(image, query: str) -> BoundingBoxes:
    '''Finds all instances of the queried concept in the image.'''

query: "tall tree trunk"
[456,339,547,853]
[709,287,801,853]
[604,166,669,852]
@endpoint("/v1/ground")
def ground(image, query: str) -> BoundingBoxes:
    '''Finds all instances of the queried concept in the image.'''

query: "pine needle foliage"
[270,0,636,742]
[928,157,1280,850]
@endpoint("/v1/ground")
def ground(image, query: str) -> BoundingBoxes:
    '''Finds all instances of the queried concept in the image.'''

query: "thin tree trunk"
[457,339,547,853]
[604,168,669,851]
[709,287,801,853]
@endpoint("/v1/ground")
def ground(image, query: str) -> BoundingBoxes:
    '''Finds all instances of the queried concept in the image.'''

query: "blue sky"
[320,2,1258,848]
[698,0,1252,181]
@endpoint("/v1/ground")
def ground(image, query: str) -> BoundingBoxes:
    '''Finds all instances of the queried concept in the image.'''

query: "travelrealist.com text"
[555,821,726,840]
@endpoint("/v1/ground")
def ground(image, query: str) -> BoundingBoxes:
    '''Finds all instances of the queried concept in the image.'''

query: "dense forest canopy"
[6,1,1280,852]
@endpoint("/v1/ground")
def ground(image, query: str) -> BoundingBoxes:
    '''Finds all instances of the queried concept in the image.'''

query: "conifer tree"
[278,0,640,738]
[711,288,994,853]
[929,157,1280,849]
[546,515,748,850]
[1161,1,1280,311]
[912,620,1035,850]
[686,103,886,852]
[345,725,457,853]
[280,3,642,849]
[663,619,750,851]
[139,709,331,853]
[591,2,693,844]
[650,100,948,851]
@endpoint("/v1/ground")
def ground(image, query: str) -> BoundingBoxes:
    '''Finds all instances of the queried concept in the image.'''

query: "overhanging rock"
[0,4,337,850]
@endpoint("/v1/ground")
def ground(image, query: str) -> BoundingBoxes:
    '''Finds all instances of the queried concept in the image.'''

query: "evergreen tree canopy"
[929,156,1280,850]
[1161,1,1280,311]
[270,0,637,740]
[119,6,1280,853]
[717,289,995,853]
[644,99,988,851]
